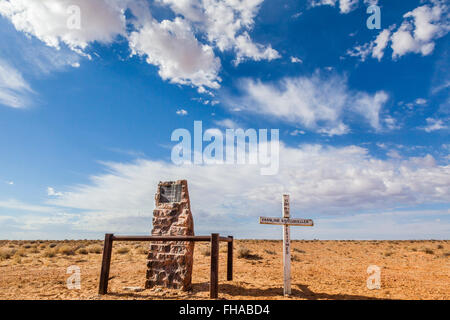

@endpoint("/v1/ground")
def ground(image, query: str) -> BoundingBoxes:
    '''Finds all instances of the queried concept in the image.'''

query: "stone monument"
[145,180,195,291]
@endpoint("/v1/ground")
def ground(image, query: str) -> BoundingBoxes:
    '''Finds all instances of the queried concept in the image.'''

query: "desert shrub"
[43,249,56,258]
[264,249,276,255]
[88,245,102,254]
[29,247,40,254]
[58,245,75,255]
[443,252,450,257]
[39,244,47,249]
[15,249,27,257]
[200,246,211,257]
[437,244,444,249]
[77,248,88,255]
[23,244,31,249]
[237,247,261,260]
[13,255,22,264]
[237,247,251,258]
[49,243,57,248]
[291,254,301,262]
[117,247,130,254]
[136,247,148,255]
[0,248,15,260]
[385,252,393,257]
[293,248,305,254]
[424,248,434,255]
[412,248,418,252]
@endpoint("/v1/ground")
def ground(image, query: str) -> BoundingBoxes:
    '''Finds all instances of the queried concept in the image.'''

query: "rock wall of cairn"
[145,180,194,291]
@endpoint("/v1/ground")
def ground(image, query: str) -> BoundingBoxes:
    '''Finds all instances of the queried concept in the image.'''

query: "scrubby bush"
[117,247,130,254]
[135,247,148,255]
[58,245,75,255]
[77,248,88,255]
[43,249,56,258]
[87,245,102,254]
[264,249,276,255]
[200,246,211,257]
[237,247,261,260]
[0,248,16,260]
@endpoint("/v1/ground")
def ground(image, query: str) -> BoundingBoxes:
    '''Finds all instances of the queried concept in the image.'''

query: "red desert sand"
[0,239,449,300]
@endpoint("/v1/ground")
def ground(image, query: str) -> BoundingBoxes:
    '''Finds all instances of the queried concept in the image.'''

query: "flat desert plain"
[0,240,449,300]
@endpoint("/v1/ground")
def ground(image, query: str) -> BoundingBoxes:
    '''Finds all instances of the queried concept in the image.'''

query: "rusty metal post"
[210,233,219,299]
[227,236,233,281]
[98,233,113,294]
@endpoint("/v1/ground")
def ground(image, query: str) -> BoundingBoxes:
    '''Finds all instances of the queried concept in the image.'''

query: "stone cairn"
[145,180,195,291]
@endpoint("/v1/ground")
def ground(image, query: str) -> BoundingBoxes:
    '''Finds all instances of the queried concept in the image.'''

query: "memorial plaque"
[159,183,182,203]
[145,180,194,291]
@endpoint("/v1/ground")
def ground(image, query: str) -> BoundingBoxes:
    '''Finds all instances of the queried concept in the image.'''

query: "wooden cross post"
[259,194,314,296]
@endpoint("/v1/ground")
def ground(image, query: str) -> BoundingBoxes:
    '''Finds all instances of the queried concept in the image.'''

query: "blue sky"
[0,0,448,240]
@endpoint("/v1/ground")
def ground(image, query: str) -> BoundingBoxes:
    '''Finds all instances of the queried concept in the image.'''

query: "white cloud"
[309,0,360,14]
[47,144,450,232]
[227,72,389,135]
[47,187,63,197]
[348,1,449,61]
[347,29,392,62]
[213,118,238,128]
[129,17,221,90]
[158,0,280,64]
[0,199,56,213]
[176,108,188,116]
[290,56,303,63]
[421,118,448,132]
[352,91,389,130]
[1,0,279,92]
[415,98,428,105]
[392,1,449,58]
[290,129,306,136]
[0,0,127,51]
[0,58,33,108]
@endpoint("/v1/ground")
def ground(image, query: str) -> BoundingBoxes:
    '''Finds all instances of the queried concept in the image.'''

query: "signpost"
[259,194,314,296]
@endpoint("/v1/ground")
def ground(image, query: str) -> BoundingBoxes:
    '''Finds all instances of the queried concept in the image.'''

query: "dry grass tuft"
[0,248,16,260]
[200,246,211,256]
[237,247,261,260]
[291,254,301,262]
[77,248,88,255]
[43,249,56,258]
[424,248,434,255]
[116,247,130,254]
[87,245,102,254]
[58,245,75,256]
[135,247,148,255]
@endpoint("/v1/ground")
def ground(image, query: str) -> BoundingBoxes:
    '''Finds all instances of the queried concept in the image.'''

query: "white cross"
[259,194,314,296]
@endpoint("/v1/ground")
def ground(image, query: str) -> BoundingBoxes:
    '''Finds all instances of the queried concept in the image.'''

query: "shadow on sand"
[105,282,383,300]
[191,282,383,300]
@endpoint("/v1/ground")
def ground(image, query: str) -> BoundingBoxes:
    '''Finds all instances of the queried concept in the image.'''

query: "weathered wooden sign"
[259,194,314,296]
[259,217,314,226]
